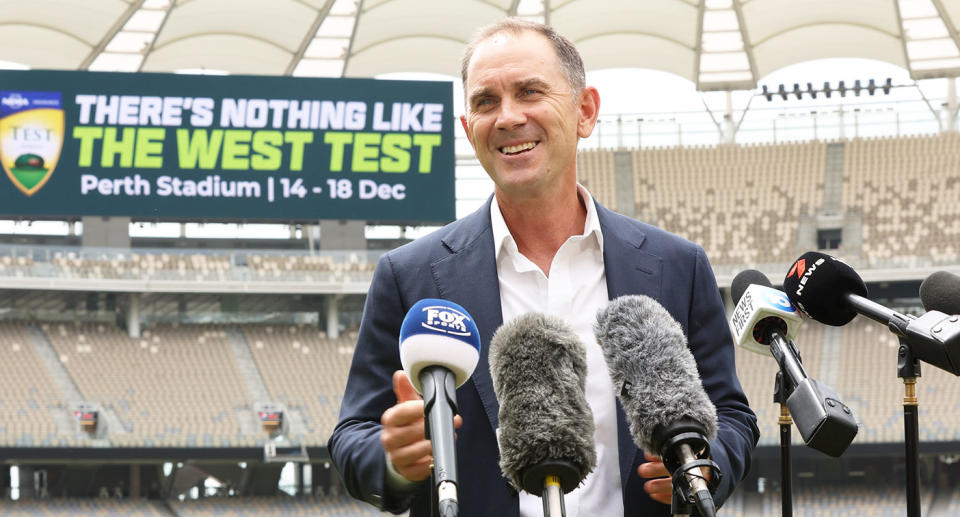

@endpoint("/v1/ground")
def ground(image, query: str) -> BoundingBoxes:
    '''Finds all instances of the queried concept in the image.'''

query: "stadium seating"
[168,495,386,516]
[0,498,170,516]
[0,322,64,447]
[578,141,826,267]
[41,322,254,447]
[844,133,960,268]
[242,325,356,444]
[760,481,934,517]
[2,249,376,285]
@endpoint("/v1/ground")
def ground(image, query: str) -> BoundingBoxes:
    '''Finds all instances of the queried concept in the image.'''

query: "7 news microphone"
[729,269,858,457]
[782,251,960,375]
[595,295,720,517]
[489,313,596,517]
[398,299,482,517]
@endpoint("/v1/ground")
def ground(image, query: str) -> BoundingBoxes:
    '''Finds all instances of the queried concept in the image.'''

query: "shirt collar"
[490,184,604,260]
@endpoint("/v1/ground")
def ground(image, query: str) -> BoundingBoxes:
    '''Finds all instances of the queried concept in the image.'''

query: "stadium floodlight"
[762,84,773,101]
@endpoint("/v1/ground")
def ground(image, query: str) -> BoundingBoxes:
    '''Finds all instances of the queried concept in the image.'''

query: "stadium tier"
[0,249,377,285]
[0,321,358,448]
[760,482,936,517]
[577,134,960,271]
[243,325,356,445]
[0,323,64,447]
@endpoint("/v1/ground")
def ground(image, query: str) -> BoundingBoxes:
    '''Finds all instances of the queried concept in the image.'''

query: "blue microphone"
[399,299,481,517]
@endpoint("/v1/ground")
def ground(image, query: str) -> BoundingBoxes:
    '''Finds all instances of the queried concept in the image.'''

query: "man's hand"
[380,370,462,482]
[637,451,713,505]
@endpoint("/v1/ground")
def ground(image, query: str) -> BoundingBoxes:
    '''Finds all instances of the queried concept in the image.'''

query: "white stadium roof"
[3,0,960,89]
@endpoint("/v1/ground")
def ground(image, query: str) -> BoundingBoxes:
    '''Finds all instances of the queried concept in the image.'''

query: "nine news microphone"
[594,295,719,517]
[730,270,858,457]
[920,271,960,316]
[398,299,482,517]
[783,251,960,375]
[489,313,596,517]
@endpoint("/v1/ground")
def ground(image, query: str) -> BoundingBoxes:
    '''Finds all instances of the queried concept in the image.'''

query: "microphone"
[594,295,719,517]
[398,299,482,517]
[783,251,960,375]
[730,270,858,457]
[920,271,960,315]
[489,312,596,517]
[730,269,804,356]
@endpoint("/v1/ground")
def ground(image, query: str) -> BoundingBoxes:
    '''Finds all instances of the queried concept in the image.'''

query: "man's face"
[461,30,597,199]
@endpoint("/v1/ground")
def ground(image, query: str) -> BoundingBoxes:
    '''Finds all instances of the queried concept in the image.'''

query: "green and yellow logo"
[0,91,64,196]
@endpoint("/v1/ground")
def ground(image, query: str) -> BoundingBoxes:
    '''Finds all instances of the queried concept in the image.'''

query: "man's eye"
[522,89,541,96]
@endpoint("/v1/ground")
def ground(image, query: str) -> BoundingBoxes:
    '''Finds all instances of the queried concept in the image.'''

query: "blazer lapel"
[432,199,504,434]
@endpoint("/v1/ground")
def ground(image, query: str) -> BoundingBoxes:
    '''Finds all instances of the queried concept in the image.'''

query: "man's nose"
[495,98,526,129]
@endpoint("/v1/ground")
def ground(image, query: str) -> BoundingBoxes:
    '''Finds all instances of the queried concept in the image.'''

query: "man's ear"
[460,114,476,148]
[576,86,601,138]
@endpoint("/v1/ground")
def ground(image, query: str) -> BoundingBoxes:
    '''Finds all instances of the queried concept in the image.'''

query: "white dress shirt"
[491,185,623,517]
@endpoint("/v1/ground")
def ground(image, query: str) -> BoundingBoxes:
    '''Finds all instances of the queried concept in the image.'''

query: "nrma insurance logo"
[422,305,472,337]
[0,91,64,196]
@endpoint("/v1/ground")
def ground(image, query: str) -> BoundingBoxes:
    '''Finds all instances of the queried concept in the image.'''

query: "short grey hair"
[460,19,586,93]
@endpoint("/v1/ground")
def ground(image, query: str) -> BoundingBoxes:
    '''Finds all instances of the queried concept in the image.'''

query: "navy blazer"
[328,198,759,516]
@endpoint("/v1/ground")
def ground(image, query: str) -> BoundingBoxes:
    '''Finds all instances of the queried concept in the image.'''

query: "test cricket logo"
[0,91,64,196]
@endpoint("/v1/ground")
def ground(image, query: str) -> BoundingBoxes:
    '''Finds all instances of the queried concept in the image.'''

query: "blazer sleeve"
[686,245,760,507]
[327,253,428,514]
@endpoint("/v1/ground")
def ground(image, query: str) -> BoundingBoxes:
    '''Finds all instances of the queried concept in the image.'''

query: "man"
[329,19,759,517]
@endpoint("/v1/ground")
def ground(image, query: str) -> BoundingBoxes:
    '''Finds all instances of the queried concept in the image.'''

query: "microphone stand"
[844,294,928,517]
[897,340,921,517]
[773,372,793,517]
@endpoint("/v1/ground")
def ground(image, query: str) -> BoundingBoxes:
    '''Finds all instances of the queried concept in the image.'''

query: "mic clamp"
[654,421,721,517]
[660,432,722,503]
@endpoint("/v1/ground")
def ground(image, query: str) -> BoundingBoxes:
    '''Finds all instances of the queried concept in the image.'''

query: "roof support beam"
[893,0,916,78]
[341,0,366,77]
[284,0,336,76]
[136,1,177,72]
[78,0,147,70]
[930,0,960,65]
[693,0,705,89]
[731,0,758,85]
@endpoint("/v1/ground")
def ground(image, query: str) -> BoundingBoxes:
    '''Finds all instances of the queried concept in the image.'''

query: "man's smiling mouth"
[499,141,539,155]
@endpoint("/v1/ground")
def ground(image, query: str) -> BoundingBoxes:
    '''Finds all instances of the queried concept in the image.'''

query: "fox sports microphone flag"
[399,298,482,392]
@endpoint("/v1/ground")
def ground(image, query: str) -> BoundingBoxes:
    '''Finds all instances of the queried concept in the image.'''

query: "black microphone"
[920,271,960,315]
[594,295,719,517]
[489,312,596,517]
[399,299,482,517]
[730,269,858,457]
[784,251,960,376]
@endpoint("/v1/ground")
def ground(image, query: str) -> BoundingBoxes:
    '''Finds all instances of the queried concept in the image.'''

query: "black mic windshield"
[920,271,960,315]
[731,269,773,305]
[489,312,596,494]
[594,295,717,452]
[783,251,868,326]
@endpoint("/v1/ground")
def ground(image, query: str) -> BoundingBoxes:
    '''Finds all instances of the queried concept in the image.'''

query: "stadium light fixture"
[759,78,896,101]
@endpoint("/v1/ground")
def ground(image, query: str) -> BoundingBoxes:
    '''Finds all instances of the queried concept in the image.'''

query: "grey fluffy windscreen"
[489,312,597,490]
[593,295,718,453]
